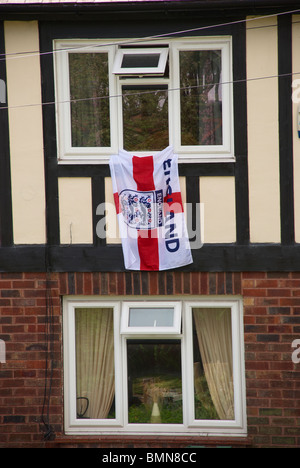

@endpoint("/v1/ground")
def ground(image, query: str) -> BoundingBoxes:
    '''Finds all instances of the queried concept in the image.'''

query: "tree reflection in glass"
[127,340,182,424]
[180,50,222,146]
[69,53,111,148]
[122,86,169,152]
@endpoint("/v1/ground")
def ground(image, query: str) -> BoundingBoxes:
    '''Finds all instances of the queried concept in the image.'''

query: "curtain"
[75,308,115,419]
[193,308,234,420]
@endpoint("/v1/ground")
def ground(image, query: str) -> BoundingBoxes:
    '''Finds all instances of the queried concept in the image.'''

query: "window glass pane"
[127,340,182,424]
[129,308,174,327]
[121,53,160,69]
[122,85,169,151]
[69,53,111,147]
[75,308,115,419]
[192,308,234,420]
[180,50,222,146]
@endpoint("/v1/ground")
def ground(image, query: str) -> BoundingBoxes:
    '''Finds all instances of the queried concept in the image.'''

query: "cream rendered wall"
[104,177,120,244]
[246,16,281,243]
[4,21,46,244]
[58,178,93,244]
[292,15,300,243]
[200,176,236,243]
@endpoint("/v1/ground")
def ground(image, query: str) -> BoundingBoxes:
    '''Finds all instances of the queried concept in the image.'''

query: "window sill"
[57,153,236,165]
[45,434,252,448]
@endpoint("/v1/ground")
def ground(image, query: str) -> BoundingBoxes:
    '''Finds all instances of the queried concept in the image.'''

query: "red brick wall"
[0,271,299,448]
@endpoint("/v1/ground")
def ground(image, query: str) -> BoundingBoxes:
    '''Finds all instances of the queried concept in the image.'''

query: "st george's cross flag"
[109,146,193,271]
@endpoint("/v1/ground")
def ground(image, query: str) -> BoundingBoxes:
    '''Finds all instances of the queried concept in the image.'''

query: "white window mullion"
[168,42,179,152]
[113,302,124,427]
[108,45,120,156]
[53,46,72,161]
[121,333,129,428]
[63,300,77,430]
[219,40,234,156]
[116,76,124,153]
[181,302,194,428]
[231,300,247,432]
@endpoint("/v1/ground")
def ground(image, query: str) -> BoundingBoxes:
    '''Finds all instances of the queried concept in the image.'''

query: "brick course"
[0,271,299,448]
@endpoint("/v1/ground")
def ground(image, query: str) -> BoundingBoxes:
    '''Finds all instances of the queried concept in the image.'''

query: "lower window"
[63,297,246,436]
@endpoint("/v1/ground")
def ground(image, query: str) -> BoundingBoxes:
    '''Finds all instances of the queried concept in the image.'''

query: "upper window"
[54,38,234,163]
[63,297,246,436]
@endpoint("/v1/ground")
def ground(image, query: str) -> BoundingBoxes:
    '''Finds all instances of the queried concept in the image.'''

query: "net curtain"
[193,308,235,420]
[75,308,115,419]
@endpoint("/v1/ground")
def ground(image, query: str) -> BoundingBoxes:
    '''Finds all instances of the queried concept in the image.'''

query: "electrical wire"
[0,69,299,113]
[0,8,299,111]
[0,8,298,111]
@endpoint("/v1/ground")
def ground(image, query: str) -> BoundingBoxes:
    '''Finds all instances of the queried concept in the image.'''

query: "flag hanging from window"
[109,146,193,271]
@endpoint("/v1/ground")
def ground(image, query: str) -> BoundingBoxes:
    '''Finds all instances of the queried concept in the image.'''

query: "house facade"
[0,0,299,448]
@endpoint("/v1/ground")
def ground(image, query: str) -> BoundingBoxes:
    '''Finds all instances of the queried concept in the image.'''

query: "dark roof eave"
[0,0,299,20]
[0,0,300,11]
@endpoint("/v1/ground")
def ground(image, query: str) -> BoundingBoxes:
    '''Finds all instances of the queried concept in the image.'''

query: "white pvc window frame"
[63,299,123,432]
[63,296,247,436]
[54,37,234,164]
[183,299,247,433]
[53,41,119,163]
[172,38,234,162]
[120,301,181,334]
[116,76,170,155]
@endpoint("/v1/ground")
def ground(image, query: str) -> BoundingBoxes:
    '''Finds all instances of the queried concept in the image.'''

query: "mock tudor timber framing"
[0,8,298,272]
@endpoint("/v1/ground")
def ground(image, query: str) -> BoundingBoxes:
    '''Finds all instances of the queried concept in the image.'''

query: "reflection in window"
[75,308,115,419]
[128,308,174,328]
[180,50,222,146]
[127,340,182,424]
[113,48,169,76]
[69,53,111,147]
[122,85,169,151]
[192,308,234,420]
[122,53,160,69]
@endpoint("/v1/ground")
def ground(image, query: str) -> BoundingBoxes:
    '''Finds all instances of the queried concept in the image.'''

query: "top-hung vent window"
[120,301,181,334]
[112,48,169,76]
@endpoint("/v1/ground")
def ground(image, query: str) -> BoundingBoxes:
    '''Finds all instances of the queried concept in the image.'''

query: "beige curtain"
[75,308,115,419]
[193,308,234,420]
